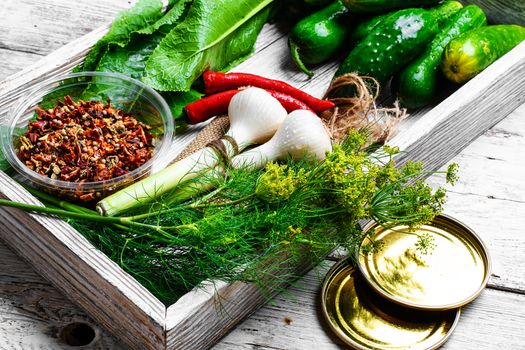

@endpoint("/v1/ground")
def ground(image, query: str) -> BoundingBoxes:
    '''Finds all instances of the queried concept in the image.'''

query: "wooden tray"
[0,2,524,349]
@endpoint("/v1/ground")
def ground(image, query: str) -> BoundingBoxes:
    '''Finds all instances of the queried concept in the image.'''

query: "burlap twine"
[173,75,406,162]
[174,116,230,162]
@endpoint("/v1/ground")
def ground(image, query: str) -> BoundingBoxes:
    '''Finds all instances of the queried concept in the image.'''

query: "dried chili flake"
[17,96,155,184]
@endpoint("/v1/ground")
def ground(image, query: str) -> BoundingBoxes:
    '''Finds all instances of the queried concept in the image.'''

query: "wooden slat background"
[1,0,525,349]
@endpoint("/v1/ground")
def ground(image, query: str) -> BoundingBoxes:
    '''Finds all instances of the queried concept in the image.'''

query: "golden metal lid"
[321,258,460,350]
[358,214,491,310]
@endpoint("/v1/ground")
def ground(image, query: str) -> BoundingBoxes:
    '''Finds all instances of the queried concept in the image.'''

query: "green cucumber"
[274,0,332,22]
[352,1,463,43]
[394,5,487,108]
[304,0,333,5]
[442,25,525,84]
[343,0,441,13]
[351,12,391,43]
[334,8,439,89]
[289,1,353,77]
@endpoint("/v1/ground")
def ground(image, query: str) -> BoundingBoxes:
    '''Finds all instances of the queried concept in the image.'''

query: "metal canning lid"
[357,214,491,310]
[321,258,460,350]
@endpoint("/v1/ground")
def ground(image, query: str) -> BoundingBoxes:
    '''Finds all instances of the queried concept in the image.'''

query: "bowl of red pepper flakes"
[1,72,174,202]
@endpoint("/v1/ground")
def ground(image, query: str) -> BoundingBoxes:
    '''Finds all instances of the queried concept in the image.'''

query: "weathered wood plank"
[429,103,525,203]
[0,0,131,80]
[460,0,525,26]
[214,261,525,350]
[0,26,108,110]
[0,49,43,82]
[424,103,525,293]
[0,242,124,349]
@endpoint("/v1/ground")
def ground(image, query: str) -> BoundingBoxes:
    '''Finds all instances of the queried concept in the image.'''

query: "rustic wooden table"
[1,1,525,349]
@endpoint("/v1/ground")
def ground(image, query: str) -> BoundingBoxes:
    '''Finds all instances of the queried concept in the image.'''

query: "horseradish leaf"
[143,0,272,91]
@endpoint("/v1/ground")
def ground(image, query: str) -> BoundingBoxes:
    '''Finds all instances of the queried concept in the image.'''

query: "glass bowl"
[0,71,174,202]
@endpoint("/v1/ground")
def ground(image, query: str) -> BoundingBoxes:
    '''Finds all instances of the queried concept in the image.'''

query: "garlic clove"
[226,87,288,147]
[274,109,332,161]
[230,140,279,169]
[231,109,332,169]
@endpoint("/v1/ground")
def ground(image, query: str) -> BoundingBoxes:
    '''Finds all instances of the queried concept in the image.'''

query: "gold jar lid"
[321,258,460,350]
[358,214,491,310]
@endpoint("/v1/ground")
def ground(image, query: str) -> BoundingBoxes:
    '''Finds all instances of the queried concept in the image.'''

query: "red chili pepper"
[266,90,313,113]
[184,90,238,125]
[203,71,335,113]
[184,89,314,125]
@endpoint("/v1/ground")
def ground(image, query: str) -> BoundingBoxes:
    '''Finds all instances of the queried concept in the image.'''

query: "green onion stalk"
[97,87,290,217]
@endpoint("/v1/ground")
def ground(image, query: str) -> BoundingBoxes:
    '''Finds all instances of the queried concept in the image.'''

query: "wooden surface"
[1,1,525,349]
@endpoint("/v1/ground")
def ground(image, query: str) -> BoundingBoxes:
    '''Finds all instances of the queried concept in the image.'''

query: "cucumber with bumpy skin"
[343,0,441,13]
[351,1,463,43]
[351,12,391,43]
[304,0,332,5]
[334,8,439,88]
[394,5,487,108]
[441,25,525,84]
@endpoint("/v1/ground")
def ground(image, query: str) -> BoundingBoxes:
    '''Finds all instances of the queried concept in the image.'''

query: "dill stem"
[125,193,257,222]
[190,193,257,209]
[21,186,152,234]
[22,185,95,215]
[0,198,160,232]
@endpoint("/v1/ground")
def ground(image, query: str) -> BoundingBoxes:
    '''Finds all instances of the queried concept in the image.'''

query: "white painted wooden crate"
[0,1,524,349]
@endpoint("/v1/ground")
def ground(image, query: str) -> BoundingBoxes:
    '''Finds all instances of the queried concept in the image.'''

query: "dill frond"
[3,130,456,306]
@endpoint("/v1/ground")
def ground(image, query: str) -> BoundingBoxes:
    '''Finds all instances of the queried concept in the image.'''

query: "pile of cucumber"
[288,0,525,108]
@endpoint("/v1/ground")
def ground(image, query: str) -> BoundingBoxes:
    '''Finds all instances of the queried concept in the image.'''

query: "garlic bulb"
[225,87,288,147]
[231,109,332,169]
[97,87,287,216]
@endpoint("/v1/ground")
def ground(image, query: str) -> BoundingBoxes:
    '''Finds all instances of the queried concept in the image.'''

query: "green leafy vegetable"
[97,33,165,80]
[137,0,192,35]
[93,30,202,119]
[143,0,272,91]
[79,0,271,117]
[85,0,201,119]
[0,148,11,173]
[80,0,168,72]
[162,90,203,120]
[89,0,191,80]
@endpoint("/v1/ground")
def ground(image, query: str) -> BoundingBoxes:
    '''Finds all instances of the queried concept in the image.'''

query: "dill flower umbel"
[255,162,307,203]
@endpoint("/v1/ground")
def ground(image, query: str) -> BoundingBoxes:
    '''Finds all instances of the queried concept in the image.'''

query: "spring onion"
[97,87,287,216]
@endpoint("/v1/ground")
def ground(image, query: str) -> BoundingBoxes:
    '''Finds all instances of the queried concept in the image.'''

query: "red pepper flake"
[17,96,155,186]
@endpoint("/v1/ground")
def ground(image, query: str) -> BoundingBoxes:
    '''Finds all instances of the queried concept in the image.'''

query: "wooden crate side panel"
[390,42,525,171]
[165,258,313,350]
[0,173,166,350]
[166,282,266,350]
